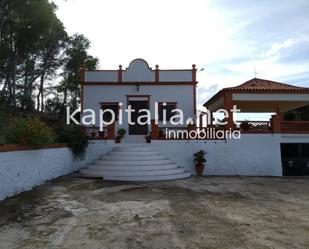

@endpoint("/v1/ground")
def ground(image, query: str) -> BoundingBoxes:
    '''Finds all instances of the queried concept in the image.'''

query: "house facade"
[81,58,197,137]
[79,59,309,181]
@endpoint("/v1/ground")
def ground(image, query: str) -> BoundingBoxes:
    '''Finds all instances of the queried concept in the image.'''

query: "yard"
[0,176,309,249]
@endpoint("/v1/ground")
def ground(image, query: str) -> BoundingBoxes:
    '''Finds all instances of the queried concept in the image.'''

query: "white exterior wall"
[0,141,115,201]
[1,134,309,200]
[160,71,192,82]
[83,84,195,129]
[85,71,118,82]
[153,134,284,176]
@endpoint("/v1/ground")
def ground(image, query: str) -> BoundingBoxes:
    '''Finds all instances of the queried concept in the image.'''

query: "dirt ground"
[0,175,309,249]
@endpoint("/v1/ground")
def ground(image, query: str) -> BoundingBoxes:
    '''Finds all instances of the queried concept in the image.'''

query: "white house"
[81,58,197,139]
[78,59,309,181]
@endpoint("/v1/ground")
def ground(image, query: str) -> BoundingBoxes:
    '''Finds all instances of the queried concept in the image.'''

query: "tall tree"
[59,34,98,112]
[0,0,67,112]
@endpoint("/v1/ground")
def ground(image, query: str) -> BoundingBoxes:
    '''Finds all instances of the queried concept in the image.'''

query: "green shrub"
[56,126,89,158]
[4,117,55,147]
[0,134,6,145]
[117,128,126,138]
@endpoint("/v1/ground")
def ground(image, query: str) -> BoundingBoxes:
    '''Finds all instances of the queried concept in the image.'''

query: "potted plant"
[158,129,164,138]
[193,150,206,176]
[98,130,105,138]
[115,128,126,143]
[145,132,151,143]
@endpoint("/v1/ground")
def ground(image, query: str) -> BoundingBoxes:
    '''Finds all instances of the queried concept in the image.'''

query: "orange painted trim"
[118,65,123,82]
[0,144,67,153]
[155,65,160,82]
[80,68,85,113]
[81,82,197,86]
[193,84,197,115]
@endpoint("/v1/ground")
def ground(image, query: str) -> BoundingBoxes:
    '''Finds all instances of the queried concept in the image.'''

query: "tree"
[58,34,98,112]
[0,0,67,112]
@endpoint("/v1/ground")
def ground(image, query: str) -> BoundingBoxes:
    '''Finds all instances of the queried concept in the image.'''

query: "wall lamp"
[136,84,140,92]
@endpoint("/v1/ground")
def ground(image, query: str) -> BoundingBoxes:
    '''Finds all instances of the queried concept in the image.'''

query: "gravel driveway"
[0,175,309,249]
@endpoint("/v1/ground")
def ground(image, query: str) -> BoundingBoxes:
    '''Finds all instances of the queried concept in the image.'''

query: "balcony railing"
[237,121,272,133]
[280,121,309,134]
[84,127,108,140]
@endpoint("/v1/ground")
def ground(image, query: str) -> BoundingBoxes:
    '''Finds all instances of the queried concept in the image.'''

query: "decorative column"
[188,124,196,132]
[155,65,160,82]
[118,65,123,82]
[192,64,197,115]
[151,119,159,139]
[224,92,234,130]
[271,108,283,133]
[107,122,115,140]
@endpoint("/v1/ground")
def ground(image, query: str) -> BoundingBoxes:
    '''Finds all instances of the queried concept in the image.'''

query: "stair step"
[103,172,191,181]
[80,168,185,177]
[113,146,154,152]
[93,159,173,166]
[80,145,191,182]
[102,155,166,161]
[106,151,160,156]
[87,164,179,171]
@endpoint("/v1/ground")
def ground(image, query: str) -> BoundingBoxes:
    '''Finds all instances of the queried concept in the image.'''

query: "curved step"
[80,168,185,177]
[103,172,191,181]
[114,147,155,152]
[93,159,173,166]
[106,151,160,156]
[87,164,179,171]
[102,155,166,161]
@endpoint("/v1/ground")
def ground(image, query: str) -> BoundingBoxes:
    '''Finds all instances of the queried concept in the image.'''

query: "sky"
[53,0,309,117]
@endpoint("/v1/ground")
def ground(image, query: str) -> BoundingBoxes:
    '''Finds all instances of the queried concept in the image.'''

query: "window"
[158,102,177,121]
[101,103,119,122]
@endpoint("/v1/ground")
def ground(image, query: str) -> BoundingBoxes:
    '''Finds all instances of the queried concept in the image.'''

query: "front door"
[128,100,149,135]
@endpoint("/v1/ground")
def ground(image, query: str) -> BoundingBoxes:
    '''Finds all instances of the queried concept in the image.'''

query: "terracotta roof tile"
[204,78,309,107]
[225,78,309,92]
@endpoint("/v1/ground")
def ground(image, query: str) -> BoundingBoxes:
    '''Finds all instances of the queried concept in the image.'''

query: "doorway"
[128,100,149,135]
[281,143,309,176]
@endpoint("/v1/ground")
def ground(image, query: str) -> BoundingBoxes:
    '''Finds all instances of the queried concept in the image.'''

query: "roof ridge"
[226,78,308,90]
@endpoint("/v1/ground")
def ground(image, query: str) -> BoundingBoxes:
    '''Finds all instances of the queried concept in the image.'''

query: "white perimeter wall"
[1,134,308,201]
[0,141,115,201]
[153,134,284,176]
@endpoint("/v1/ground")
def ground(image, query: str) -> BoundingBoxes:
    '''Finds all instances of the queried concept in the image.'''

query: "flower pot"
[195,164,205,176]
[99,131,105,138]
[115,136,121,143]
[145,137,151,143]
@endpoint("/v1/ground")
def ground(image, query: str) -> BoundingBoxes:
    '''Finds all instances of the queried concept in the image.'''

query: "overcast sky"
[53,0,309,108]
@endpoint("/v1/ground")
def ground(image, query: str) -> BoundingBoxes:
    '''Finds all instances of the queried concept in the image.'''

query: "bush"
[56,126,89,157]
[0,134,6,145]
[4,117,55,147]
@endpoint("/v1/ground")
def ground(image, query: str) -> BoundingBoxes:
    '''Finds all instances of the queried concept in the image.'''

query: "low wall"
[2,134,308,201]
[153,134,283,176]
[0,141,111,201]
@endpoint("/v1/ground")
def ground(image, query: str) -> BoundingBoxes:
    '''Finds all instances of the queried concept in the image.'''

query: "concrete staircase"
[80,145,191,181]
